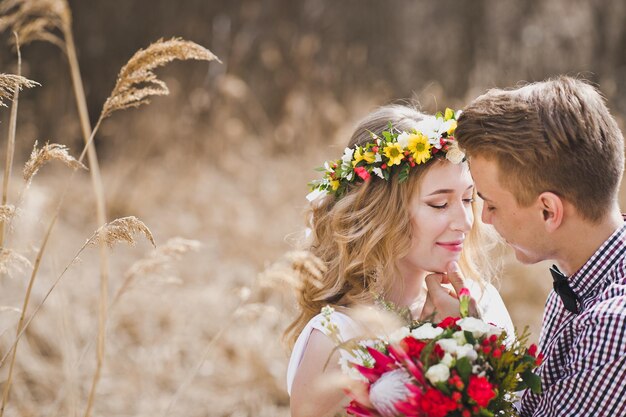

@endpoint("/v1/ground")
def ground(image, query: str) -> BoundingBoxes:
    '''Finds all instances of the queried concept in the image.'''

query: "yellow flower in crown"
[330,179,340,191]
[408,133,432,164]
[352,146,377,167]
[444,108,458,135]
[384,142,404,166]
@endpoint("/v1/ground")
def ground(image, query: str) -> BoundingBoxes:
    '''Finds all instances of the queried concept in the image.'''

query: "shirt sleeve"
[523,296,626,416]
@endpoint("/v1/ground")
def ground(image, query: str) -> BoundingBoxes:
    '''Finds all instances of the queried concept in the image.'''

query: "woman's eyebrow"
[427,184,473,196]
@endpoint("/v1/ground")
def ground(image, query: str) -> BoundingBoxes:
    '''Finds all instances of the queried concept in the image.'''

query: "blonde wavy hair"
[285,105,498,348]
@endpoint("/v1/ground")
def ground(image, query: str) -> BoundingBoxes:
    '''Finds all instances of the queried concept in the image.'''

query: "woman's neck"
[384,262,428,316]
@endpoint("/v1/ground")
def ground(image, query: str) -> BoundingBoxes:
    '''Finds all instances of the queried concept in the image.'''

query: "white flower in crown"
[372,167,385,179]
[396,131,411,148]
[306,188,327,202]
[415,116,445,147]
[342,147,355,163]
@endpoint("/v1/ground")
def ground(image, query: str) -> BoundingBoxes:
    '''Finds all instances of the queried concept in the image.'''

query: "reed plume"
[0,205,14,223]
[0,247,30,278]
[0,0,70,49]
[111,237,201,307]
[259,250,327,290]
[0,73,38,107]
[23,142,86,183]
[101,37,220,119]
[87,216,156,249]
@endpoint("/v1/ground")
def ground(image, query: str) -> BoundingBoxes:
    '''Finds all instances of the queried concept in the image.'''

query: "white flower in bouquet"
[425,363,450,384]
[389,326,411,344]
[436,338,460,353]
[411,323,443,339]
[457,317,492,338]
[369,368,413,417]
[487,324,505,338]
[441,353,455,368]
[456,343,479,361]
[452,330,467,345]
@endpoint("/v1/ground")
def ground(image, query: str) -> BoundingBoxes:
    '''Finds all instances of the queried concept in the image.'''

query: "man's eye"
[486,205,496,212]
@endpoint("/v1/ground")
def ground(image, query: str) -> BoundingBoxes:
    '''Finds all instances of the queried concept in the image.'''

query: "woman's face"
[398,161,474,274]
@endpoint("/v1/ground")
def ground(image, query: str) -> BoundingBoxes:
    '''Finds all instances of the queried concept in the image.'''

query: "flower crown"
[307,108,465,201]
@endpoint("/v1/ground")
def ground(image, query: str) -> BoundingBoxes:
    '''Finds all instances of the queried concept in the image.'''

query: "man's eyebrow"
[427,185,474,196]
[476,191,491,202]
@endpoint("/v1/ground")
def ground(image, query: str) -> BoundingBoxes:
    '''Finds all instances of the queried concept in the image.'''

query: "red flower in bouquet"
[467,375,496,408]
[419,388,458,417]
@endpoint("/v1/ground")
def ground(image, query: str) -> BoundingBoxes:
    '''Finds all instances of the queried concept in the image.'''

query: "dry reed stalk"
[163,269,262,416]
[75,38,216,417]
[60,16,110,417]
[0,139,82,416]
[0,38,20,247]
[0,9,219,414]
[0,4,109,415]
[0,215,155,371]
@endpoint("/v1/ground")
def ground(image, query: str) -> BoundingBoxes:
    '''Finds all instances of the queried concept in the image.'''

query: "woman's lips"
[436,241,464,252]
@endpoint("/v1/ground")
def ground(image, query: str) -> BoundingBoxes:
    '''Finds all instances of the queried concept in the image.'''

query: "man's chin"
[512,247,541,265]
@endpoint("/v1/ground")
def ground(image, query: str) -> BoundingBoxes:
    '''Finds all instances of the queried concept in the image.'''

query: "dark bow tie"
[550,265,580,314]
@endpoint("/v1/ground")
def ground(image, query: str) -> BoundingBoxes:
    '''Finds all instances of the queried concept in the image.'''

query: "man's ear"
[537,192,564,232]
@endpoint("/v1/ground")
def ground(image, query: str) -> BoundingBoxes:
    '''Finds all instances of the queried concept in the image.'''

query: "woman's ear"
[537,192,564,233]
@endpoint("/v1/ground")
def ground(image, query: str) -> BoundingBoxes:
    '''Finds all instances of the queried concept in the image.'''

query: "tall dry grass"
[0,2,223,416]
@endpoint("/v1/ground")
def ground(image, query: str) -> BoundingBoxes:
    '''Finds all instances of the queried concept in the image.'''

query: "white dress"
[286,281,515,395]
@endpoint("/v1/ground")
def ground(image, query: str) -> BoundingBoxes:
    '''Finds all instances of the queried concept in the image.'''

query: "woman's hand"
[420,262,481,322]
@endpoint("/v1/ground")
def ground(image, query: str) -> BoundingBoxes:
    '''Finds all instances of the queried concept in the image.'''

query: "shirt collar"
[567,222,626,301]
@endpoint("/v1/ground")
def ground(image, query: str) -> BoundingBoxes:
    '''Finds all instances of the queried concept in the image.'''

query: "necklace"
[372,292,413,325]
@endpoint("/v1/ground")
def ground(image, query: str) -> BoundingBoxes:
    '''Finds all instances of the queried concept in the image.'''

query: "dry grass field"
[0,88,557,417]
[0,1,624,416]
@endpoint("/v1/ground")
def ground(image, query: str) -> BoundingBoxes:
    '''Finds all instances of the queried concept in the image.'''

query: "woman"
[286,104,513,417]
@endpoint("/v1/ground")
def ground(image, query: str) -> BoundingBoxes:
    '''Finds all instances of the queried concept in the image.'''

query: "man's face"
[469,156,550,264]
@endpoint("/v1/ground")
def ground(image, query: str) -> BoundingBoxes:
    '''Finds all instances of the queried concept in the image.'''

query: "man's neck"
[555,209,623,276]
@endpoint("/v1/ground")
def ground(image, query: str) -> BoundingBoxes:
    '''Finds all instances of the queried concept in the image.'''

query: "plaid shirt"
[520,223,626,416]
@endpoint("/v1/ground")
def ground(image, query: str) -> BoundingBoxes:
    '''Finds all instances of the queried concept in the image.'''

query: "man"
[425,76,626,416]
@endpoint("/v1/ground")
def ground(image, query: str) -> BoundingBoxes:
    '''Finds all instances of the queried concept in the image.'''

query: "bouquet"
[322,289,543,417]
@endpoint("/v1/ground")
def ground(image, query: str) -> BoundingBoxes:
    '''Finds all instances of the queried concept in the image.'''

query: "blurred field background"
[0,0,625,416]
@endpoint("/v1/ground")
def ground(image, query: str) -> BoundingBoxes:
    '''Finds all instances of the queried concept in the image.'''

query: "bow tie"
[550,265,580,314]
